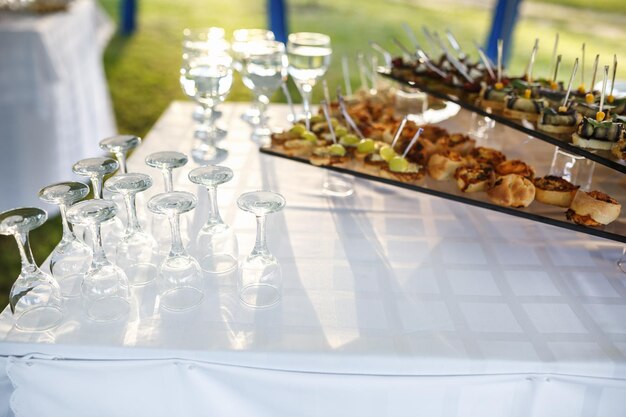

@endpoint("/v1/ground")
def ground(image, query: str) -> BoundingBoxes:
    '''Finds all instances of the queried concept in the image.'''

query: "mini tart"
[469,146,507,167]
[454,165,494,193]
[361,152,387,175]
[271,130,300,148]
[442,133,476,155]
[495,160,535,180]
[478,85,510,112]
[309,147,350,167]
[355,141,385,162]
[404,138,438,165]
[611,139,626,160]
[572,118,625,151]
[428,150,466,181]
[379,163,424,184]
[487,174,536,208]
[502,96,546,123]
[533,175,579,208]
[537,108,581,136]
[566,190,621,227]
[282,139,315,158]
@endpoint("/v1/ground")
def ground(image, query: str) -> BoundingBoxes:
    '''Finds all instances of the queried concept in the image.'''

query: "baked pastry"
[487,174,535,208]
[468,147,507,167]
[533,176,579,207]
[537,107,581,137]
[495,160,534,180]
[502,94,546,123]
[572,116,625,151]
[379,156,424,184]
[566,190,621,226]
[309,144,350,167]
[443,133,476,155]
[478,84,510,112]
[427,150,465,181]
[454,165,494,193]
[283,139,315,158]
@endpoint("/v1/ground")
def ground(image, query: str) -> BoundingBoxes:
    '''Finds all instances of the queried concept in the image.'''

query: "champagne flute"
[241,40,288,145]
[287,32,332,130]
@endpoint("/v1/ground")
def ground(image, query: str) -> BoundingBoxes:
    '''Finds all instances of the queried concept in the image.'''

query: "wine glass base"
[199,254,238,274]
[160,287,204,311]
[15,306,63,331]
[239,283,280,309]
[87,297,130,322]
[126,263,158,286]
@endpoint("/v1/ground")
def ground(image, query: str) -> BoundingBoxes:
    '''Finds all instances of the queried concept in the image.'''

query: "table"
[0,0,115,211]
[0,102,626,417]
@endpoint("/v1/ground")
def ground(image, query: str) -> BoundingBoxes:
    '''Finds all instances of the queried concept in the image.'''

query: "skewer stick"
[422,26,439,56]
[472,40,495,80]
[433,31,472,82]
[390,116,408,149]
[392,37,414,58]
[525,39,539,82]
[416,49,448,79]
[356,51,370,92]
[497,39,503,84]
[446,29,466,60]
[562,58,579,108]
[369,41,392,69]
[402,23,420,50]
[402,128,424,158]
[580,43,586,88]
[370,55,379,91]
[552,54,562,83]
[599,65,609,115]
[610,55,618,98]
[548,33,559,79]
[341,56,352,97]
[337,87,365,139]
[322,79,331,105]
[590,54,600,93]
[281,83,296,123]
[320,100,337,144]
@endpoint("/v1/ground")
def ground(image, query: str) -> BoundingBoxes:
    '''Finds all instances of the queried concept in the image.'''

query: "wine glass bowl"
[148,192,204,311]
[145,151,188,192]
[38,182,92,298]
[99,135,142,174]
[67,200,130,322]
[104,173,158,287]
[188,165,238,274]
[237,190,286,308]
[0,207,63,331]
[72,158,119,198]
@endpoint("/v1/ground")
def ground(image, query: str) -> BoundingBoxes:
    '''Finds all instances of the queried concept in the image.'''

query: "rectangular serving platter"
[380,70,626,175]
[262,100,626,244]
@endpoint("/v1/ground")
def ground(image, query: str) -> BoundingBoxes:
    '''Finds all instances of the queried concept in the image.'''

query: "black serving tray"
[380,70,626,175]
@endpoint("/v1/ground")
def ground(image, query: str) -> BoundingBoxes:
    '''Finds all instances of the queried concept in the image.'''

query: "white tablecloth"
[0,102,625,416]
[0,0,115,211]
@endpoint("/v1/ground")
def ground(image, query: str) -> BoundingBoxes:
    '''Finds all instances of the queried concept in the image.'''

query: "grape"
[357,138,375,154]
[340,134,359,146]
[389,156,409,172]
[379,145,396,162]
[289,124,306,135]
[301,131,318,143]
[329,143,347,156]
[310,114,324,124]
[335,126,348,137]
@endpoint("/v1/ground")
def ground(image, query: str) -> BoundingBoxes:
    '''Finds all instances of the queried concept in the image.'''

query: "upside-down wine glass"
[287,32,332,130]
[148,192,204,311]
[188,165,238,273]
[38,182,92,298]
[181,48,233,163]
[67,200,130,322]
[104,173,158,286]
[0,208,63,331]
[242,39,288,146]
[145,151,190,253]
[237,190,286,308]
[72,157,125,258]
[99,135,141,174]
[231,28,276,125]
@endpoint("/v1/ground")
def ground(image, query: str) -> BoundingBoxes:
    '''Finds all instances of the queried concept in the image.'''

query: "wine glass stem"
[90,176,103,199]
[89,224,109,268]
[123,193,141,234]
[205,186,223,226]
[116,152,127,174]
[201,104,216,132]
[251,214,269,257]
[58,203,76,241]
[167,214,185,258]
[162,169,174,192]
[13,231,37,275]
[300,84,313,130]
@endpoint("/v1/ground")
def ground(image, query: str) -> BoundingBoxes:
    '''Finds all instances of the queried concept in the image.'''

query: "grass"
[0,0,624,309]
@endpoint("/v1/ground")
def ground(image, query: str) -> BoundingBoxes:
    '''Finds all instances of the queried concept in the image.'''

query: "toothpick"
[390,116,408,149]
[322,79,331,104]
[611,55,618,98]
[446,29,465,60]
[473,40,495,80]
[281,83,296,123]
[525,39,539,82]
[402,128,424,158]
[341,56,352,97]
[590,54,599,93]
[422,26,439,56]
[548,33,559,79]
[599,66,609,114]
[581,43,586,87]
[402,23,420,50]
[320,100,336,144]
[337,87,365,139]
[552,54,562,83]
[562,58,579,108]
[497,39,503,83]
[416,49,447,78]
[369,41,392,68]
[356,51,369,91]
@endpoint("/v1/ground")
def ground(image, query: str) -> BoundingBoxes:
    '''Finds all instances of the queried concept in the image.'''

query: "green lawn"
[0,0,623,309]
